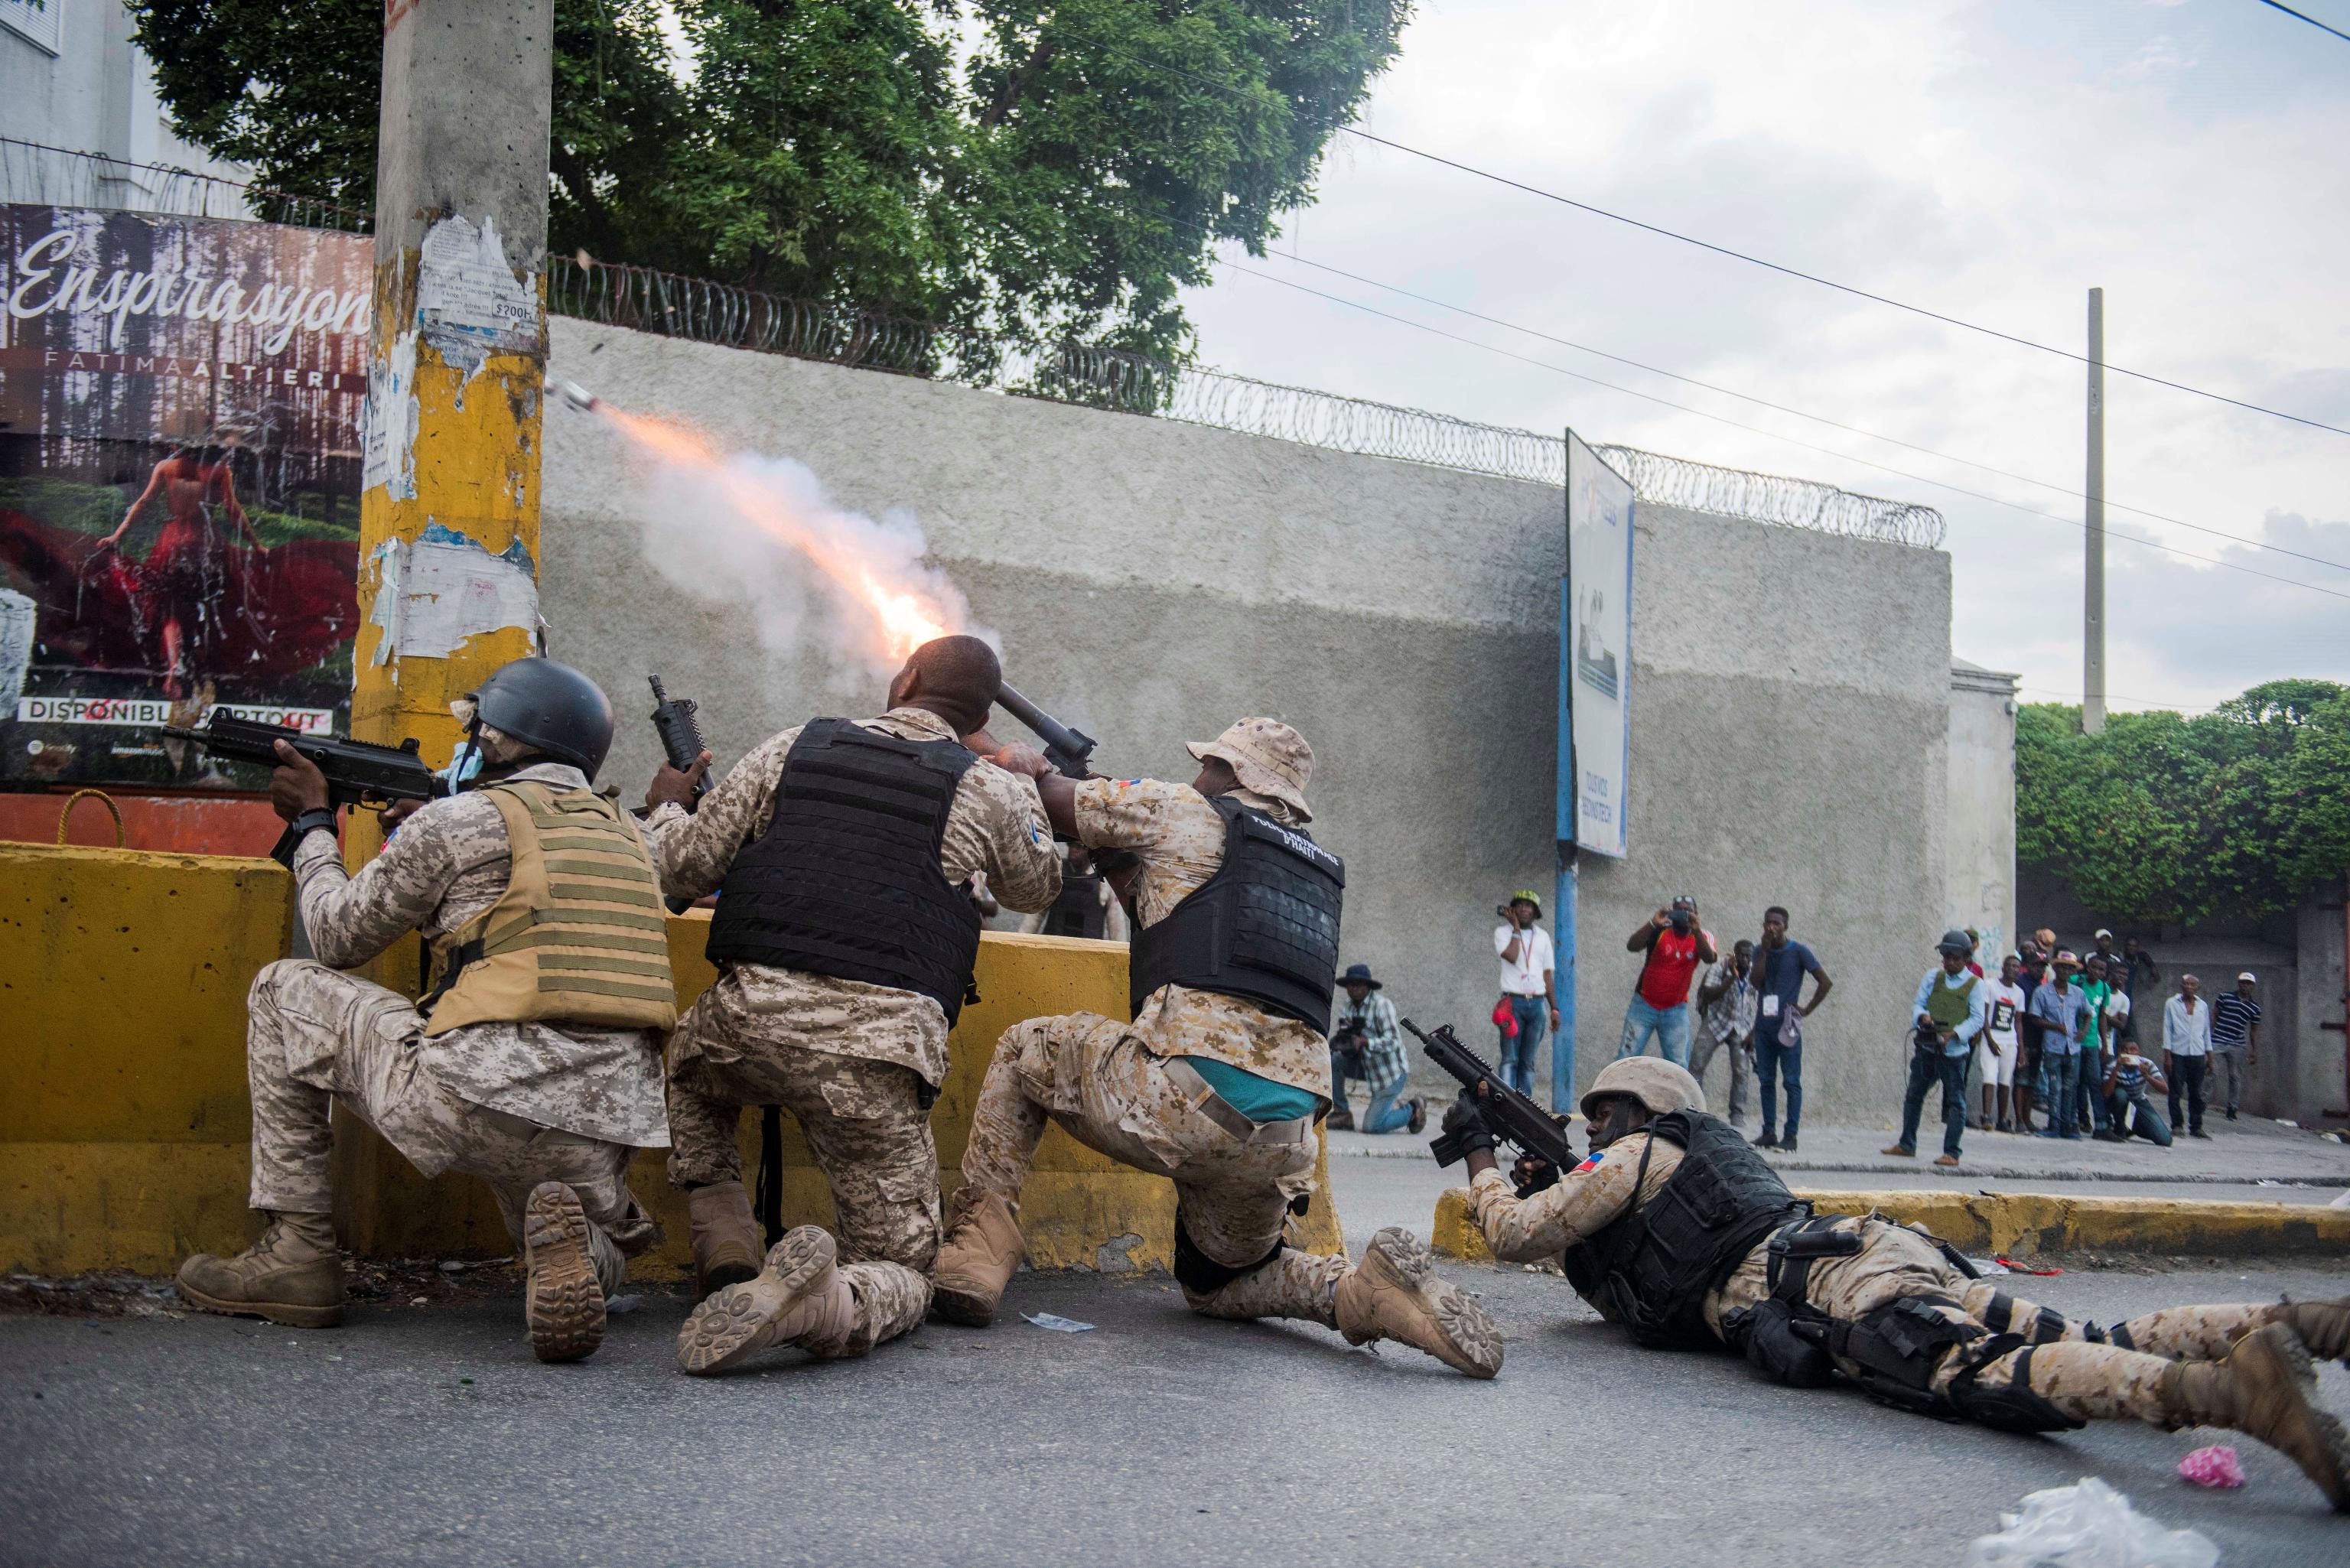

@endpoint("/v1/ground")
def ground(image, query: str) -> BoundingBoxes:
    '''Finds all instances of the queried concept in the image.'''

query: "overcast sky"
[1173,0,2350,714]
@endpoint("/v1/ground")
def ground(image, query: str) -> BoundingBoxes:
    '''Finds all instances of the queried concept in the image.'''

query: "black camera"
[1669,908,1694,935]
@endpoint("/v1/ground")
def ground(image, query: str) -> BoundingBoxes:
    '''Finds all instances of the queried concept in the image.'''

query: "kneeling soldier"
[643,635,1060,1374]
[933,717,1502,1377]
[1455,1058,2350,1510]
[177,659,674,1362]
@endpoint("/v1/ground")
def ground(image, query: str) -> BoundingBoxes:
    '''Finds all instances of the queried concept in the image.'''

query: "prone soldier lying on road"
[643,635,1062,1374]
[1450,1057,2350,1510]
[928,717,1503,1377]
[177,659,675,1363]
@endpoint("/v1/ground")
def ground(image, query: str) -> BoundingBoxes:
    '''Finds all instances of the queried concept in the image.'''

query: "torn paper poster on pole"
[365,523,539,665]
[415,213,539,380]
[360,331,420,499]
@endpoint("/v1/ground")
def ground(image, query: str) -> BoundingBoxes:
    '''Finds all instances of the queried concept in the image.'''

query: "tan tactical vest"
[422,781,679,1037]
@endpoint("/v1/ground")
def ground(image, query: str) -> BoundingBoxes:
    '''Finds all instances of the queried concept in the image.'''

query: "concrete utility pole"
[353,0,555,799]
[2083,286,2107,735]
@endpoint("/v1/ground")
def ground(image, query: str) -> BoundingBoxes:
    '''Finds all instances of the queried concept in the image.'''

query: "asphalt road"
[5,1251,2346,1565]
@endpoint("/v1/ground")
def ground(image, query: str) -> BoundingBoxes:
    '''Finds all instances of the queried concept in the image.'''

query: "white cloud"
[1176,0,2350,715]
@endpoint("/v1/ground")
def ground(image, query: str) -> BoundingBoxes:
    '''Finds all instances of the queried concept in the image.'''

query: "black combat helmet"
[470,658,616,779]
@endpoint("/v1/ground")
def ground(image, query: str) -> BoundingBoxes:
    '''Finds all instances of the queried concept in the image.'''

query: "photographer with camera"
[1493,892,1561,1098]
[1328,963,1422,1134]
[1617,895,1716,1069]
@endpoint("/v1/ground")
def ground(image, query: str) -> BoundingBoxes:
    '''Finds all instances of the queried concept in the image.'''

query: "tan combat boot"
[2277,1294,2350,1368]
[687,1179,763,1301]
[522,1182,606,1364]
[929,1189,1024,1327]
[676,1225,856,1375]
[2161,1324,2350,1511]
[1333,1226,1503,1379]
[177,1211,343,1328]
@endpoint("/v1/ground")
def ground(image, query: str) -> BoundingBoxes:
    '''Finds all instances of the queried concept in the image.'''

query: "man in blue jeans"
[1884,929,1990,1167]
[1618,895,1715,1068]
[1326,964,1424,1135]
[2029,952,2090,1139]
[1749,906,1831,1153]
[1493,891,1560,1099]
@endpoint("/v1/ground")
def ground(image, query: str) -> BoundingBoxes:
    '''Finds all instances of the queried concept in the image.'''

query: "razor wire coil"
[4,139,1945,550]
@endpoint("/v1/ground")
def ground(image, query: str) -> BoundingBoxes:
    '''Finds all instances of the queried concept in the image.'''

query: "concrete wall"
[2016,865,2348,1126]
[541,318,1955,1122]
[1948,659,2019,960]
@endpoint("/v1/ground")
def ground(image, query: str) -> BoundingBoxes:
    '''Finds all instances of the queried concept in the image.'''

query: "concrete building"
[541,316,1962,1124]
[2,1,249,213]
[1948,657,2021,961]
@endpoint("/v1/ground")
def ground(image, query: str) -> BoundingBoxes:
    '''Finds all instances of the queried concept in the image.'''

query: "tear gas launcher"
[164,712,438,867]
[1406,1018,1577,1186]
[647,676,711,809]
[994,683,1099,780]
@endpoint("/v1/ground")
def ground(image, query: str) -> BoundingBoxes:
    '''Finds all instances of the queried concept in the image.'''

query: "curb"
[1429,1185,2350,1267]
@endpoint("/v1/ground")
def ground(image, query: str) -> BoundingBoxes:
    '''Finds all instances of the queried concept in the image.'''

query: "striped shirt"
[2208,994,2260,1050]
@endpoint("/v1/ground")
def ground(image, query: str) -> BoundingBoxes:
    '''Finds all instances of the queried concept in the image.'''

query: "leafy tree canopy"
[2016,680,2350,928]
[128,0,1408,359]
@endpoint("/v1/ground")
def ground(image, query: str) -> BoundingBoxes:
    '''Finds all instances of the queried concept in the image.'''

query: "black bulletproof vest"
[1126,797,1343,1036]
[705,718,982,1025]
[1560,1111,1809,1348]
[1041,867,1108,940]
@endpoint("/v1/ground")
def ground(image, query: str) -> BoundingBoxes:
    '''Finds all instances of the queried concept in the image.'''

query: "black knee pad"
[1831,1296,1981,1417]
[1171,1212,1285,1297]
[1947,1342,2087,1433]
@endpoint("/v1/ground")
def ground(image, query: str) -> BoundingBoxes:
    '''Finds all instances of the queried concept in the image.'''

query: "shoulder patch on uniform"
[1573,1150,1605,1173]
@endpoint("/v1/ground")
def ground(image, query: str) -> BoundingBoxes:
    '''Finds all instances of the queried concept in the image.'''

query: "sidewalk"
[1330,1111,2350,1187]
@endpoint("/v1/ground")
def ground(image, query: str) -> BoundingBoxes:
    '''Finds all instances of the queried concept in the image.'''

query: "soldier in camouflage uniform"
[176,660,672,1365]
[1455,1057,2350,1511]
[931,717,1504,1378]
[644,636,1061,1374]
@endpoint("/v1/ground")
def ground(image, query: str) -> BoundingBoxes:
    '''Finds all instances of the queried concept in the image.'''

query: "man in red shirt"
[1617,894,1716,1069]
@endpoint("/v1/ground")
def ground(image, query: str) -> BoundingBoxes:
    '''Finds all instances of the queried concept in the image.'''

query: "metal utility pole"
[2084,287,2107,734]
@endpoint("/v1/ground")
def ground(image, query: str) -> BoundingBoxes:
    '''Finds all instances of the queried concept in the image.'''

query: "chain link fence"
[5,140,1945,549]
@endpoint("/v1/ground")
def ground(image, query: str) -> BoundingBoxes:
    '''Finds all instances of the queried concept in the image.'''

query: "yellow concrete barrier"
[2,843,1340,1277]
[1428,1183,2350,1267]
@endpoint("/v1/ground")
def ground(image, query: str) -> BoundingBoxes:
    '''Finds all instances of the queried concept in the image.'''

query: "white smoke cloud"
[618,429,988,682]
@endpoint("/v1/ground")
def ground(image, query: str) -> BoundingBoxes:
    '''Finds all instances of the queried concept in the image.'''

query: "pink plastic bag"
[2178,1446,2244,1488]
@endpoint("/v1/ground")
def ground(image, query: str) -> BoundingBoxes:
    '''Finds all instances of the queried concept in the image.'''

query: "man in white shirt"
[1977,953,2026,1133]
[2164,975,2215,1140]
[1493,891,1561,1101]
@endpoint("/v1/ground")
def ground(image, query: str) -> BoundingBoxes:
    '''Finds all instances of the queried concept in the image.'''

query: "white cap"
[2094,928,2114,940]
[2238,971,2257,984]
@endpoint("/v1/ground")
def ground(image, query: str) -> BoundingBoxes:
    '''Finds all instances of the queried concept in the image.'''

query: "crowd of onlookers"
[1325,896,2261,1163]
[1874,924,2262,1165]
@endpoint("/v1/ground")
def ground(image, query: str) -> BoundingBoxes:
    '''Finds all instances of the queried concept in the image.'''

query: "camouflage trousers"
[960,1012,1351,1324]
[244,959,654,1292]
[1738,1215,2289,1423]
[665,981,936,1356]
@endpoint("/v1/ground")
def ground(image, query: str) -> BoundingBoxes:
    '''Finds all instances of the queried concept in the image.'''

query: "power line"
[1187,224,2350,578]
[2015,685,2219,713]
[1102,43,2350,438]
[1206,255,2350,605]
[2254,0,2350,44]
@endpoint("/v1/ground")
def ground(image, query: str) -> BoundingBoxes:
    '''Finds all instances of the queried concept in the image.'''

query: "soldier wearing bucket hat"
[1450,1058,2350,1511]
[934,716,1502,1377]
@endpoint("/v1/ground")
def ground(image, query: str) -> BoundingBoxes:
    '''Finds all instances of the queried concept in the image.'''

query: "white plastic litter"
[1968,1257,2011,1276]
[1964,1478,2218,1568]
[1020,1313,1095,1333]
[2329,1188,2350,1209]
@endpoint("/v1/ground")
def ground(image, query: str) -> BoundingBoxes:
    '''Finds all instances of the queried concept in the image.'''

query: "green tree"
[2015,681,2350,927]
[127,0,1408,359]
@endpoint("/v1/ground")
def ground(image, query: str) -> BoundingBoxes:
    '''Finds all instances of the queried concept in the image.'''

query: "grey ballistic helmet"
[1937,928,1974,958]
[470,657,616,779]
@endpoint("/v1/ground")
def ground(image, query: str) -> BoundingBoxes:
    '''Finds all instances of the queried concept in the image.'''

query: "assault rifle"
[1404,1018,1577,1186]
[994,683,1099,780]
[164,711,438,867]
[646,675,711,809]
